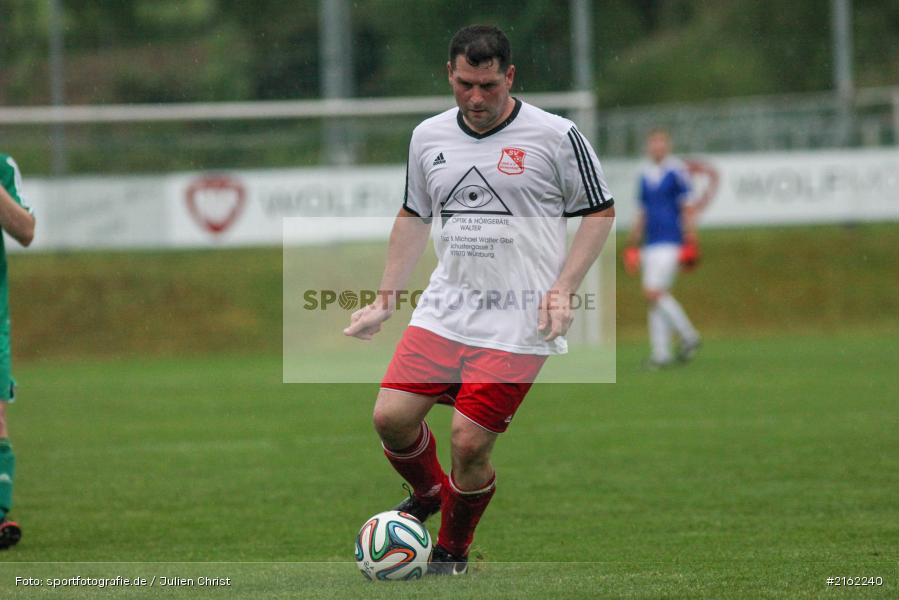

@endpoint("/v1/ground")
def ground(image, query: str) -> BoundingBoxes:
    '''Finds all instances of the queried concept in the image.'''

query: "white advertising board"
[8,148,898,252]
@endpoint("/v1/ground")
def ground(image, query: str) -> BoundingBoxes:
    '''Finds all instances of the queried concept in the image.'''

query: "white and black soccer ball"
[355,510,432,581]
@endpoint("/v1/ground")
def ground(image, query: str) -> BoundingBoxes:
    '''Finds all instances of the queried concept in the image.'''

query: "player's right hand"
[623,246,640,276]
[343,303,393,340]
[538,288,574,342]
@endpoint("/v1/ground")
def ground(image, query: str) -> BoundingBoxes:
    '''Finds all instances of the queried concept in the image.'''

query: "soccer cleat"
[428,545,468,576]
[678,337,702,363]
[393,484,441,523]
[0,520,21,550]
[643,358,674,371]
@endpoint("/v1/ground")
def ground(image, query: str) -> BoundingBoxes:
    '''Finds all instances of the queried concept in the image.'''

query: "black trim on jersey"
[402,156,409,206]
[572,127,607,203]
[567,126,608,207]
[563,198,614,218]
[401,203,422,217]
[567,129,595,207]
[400,203,433,224]
[456,98,522,140]
[401,156,432,221]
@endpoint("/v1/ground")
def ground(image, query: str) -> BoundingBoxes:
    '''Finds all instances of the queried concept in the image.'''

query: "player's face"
[448,57,515,133]
[647,132,671,163]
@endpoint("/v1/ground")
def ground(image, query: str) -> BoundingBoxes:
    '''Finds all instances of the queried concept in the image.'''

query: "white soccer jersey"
[402,99,614,355]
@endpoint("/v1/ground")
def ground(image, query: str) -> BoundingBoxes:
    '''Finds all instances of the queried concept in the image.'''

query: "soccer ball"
[355,510,432,581]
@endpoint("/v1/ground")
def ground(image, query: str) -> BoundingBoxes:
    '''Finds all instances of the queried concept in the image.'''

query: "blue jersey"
[639,158,691,246]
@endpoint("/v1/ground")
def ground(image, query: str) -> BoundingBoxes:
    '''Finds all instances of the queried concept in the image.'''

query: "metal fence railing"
[596,86,899,157]
[2,87,897,174]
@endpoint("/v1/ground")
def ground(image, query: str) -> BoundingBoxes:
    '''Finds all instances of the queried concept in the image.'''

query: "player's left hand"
[679,235,701,271]
[538,288,574,342]
[343,302,393,340]
[623,245,640,276]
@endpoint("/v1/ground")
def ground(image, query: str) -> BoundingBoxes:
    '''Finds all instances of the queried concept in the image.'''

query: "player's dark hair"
[449,25,511,72]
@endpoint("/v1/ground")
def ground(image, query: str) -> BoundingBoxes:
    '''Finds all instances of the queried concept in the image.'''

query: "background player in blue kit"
[625,129,717,368]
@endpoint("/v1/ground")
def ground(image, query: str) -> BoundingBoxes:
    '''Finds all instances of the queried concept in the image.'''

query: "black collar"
[456,97,522,139]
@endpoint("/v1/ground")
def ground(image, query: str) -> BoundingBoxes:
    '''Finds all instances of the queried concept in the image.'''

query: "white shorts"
[641,243,681,291]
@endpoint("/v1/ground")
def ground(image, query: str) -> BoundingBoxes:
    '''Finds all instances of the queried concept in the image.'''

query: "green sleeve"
[0,154,32,213]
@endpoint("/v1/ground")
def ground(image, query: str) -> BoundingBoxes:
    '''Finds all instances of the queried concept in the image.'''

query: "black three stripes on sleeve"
[567,127,611,209]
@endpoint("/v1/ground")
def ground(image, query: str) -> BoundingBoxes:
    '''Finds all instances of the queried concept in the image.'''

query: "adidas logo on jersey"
[433,152,446,166]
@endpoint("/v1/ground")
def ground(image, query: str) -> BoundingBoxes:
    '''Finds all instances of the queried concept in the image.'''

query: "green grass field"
[1,333,896,598]
[0,224,897,598]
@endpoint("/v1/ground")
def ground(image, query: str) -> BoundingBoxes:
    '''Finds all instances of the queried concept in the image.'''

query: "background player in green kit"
[0,152,36,549]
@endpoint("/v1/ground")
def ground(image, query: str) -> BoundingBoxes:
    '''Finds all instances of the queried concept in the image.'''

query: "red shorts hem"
[381,326,545,433]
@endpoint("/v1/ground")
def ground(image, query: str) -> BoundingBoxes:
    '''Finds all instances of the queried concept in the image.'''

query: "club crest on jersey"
[497,147,526,175]
[440,166,513,227]
[185,175,246,235]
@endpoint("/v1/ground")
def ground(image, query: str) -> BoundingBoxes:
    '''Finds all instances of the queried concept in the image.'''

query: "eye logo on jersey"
[453,185,493,208]
[440,166,512,227]
[497,147,526,175]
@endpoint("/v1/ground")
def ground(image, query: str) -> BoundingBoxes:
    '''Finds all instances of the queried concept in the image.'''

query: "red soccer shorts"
[381,326,547,433]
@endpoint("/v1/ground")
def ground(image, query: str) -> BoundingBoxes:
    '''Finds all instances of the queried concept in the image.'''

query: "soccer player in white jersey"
[344,25,615,574]
[624,128,717,368]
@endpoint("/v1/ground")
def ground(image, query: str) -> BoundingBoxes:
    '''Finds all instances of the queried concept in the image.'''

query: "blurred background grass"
[10,223,897,363]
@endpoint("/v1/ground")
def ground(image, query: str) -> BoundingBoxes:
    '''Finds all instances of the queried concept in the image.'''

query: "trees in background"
[1,0,897,107]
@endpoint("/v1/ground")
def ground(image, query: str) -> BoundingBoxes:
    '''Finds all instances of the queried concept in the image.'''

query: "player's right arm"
[682,158,718,241]
[626,209,645,248]
[343,207,431,340]
[684,159,718,213]
[626,173,647,248]
[622,209,644,276]
[623,175,646,275]
[345,132,432,340]
[0,156,35,247]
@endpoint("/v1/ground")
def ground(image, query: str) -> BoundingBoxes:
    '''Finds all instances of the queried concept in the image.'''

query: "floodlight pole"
[48,0,67,175]
[570,0,604,347]
[571,0,596,141]
[319,0,355,165]
[831,0,854,146]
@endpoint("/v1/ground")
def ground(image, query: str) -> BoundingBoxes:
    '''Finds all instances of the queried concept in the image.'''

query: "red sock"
[437,472,496,557]
[383,422,446,505]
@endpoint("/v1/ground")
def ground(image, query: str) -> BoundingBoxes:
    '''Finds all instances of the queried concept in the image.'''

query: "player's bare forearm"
[0,187,34,247]
[627,209,644,247]
[553,205,615,295]
[376,208,432,310]
[683,204,700,240]
[538,206,614,341]
[685,159,719,213]
[343,208,431,340]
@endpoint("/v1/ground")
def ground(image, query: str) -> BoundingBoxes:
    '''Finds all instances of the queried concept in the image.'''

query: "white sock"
[649,304,673,362]
[657,293,699,343]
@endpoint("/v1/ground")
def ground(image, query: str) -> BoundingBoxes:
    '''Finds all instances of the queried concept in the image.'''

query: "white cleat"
[678,338,702,363]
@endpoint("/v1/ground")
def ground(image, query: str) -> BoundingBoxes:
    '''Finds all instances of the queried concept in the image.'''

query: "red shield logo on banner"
[497,147,526,175]
[185,175,246,235]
